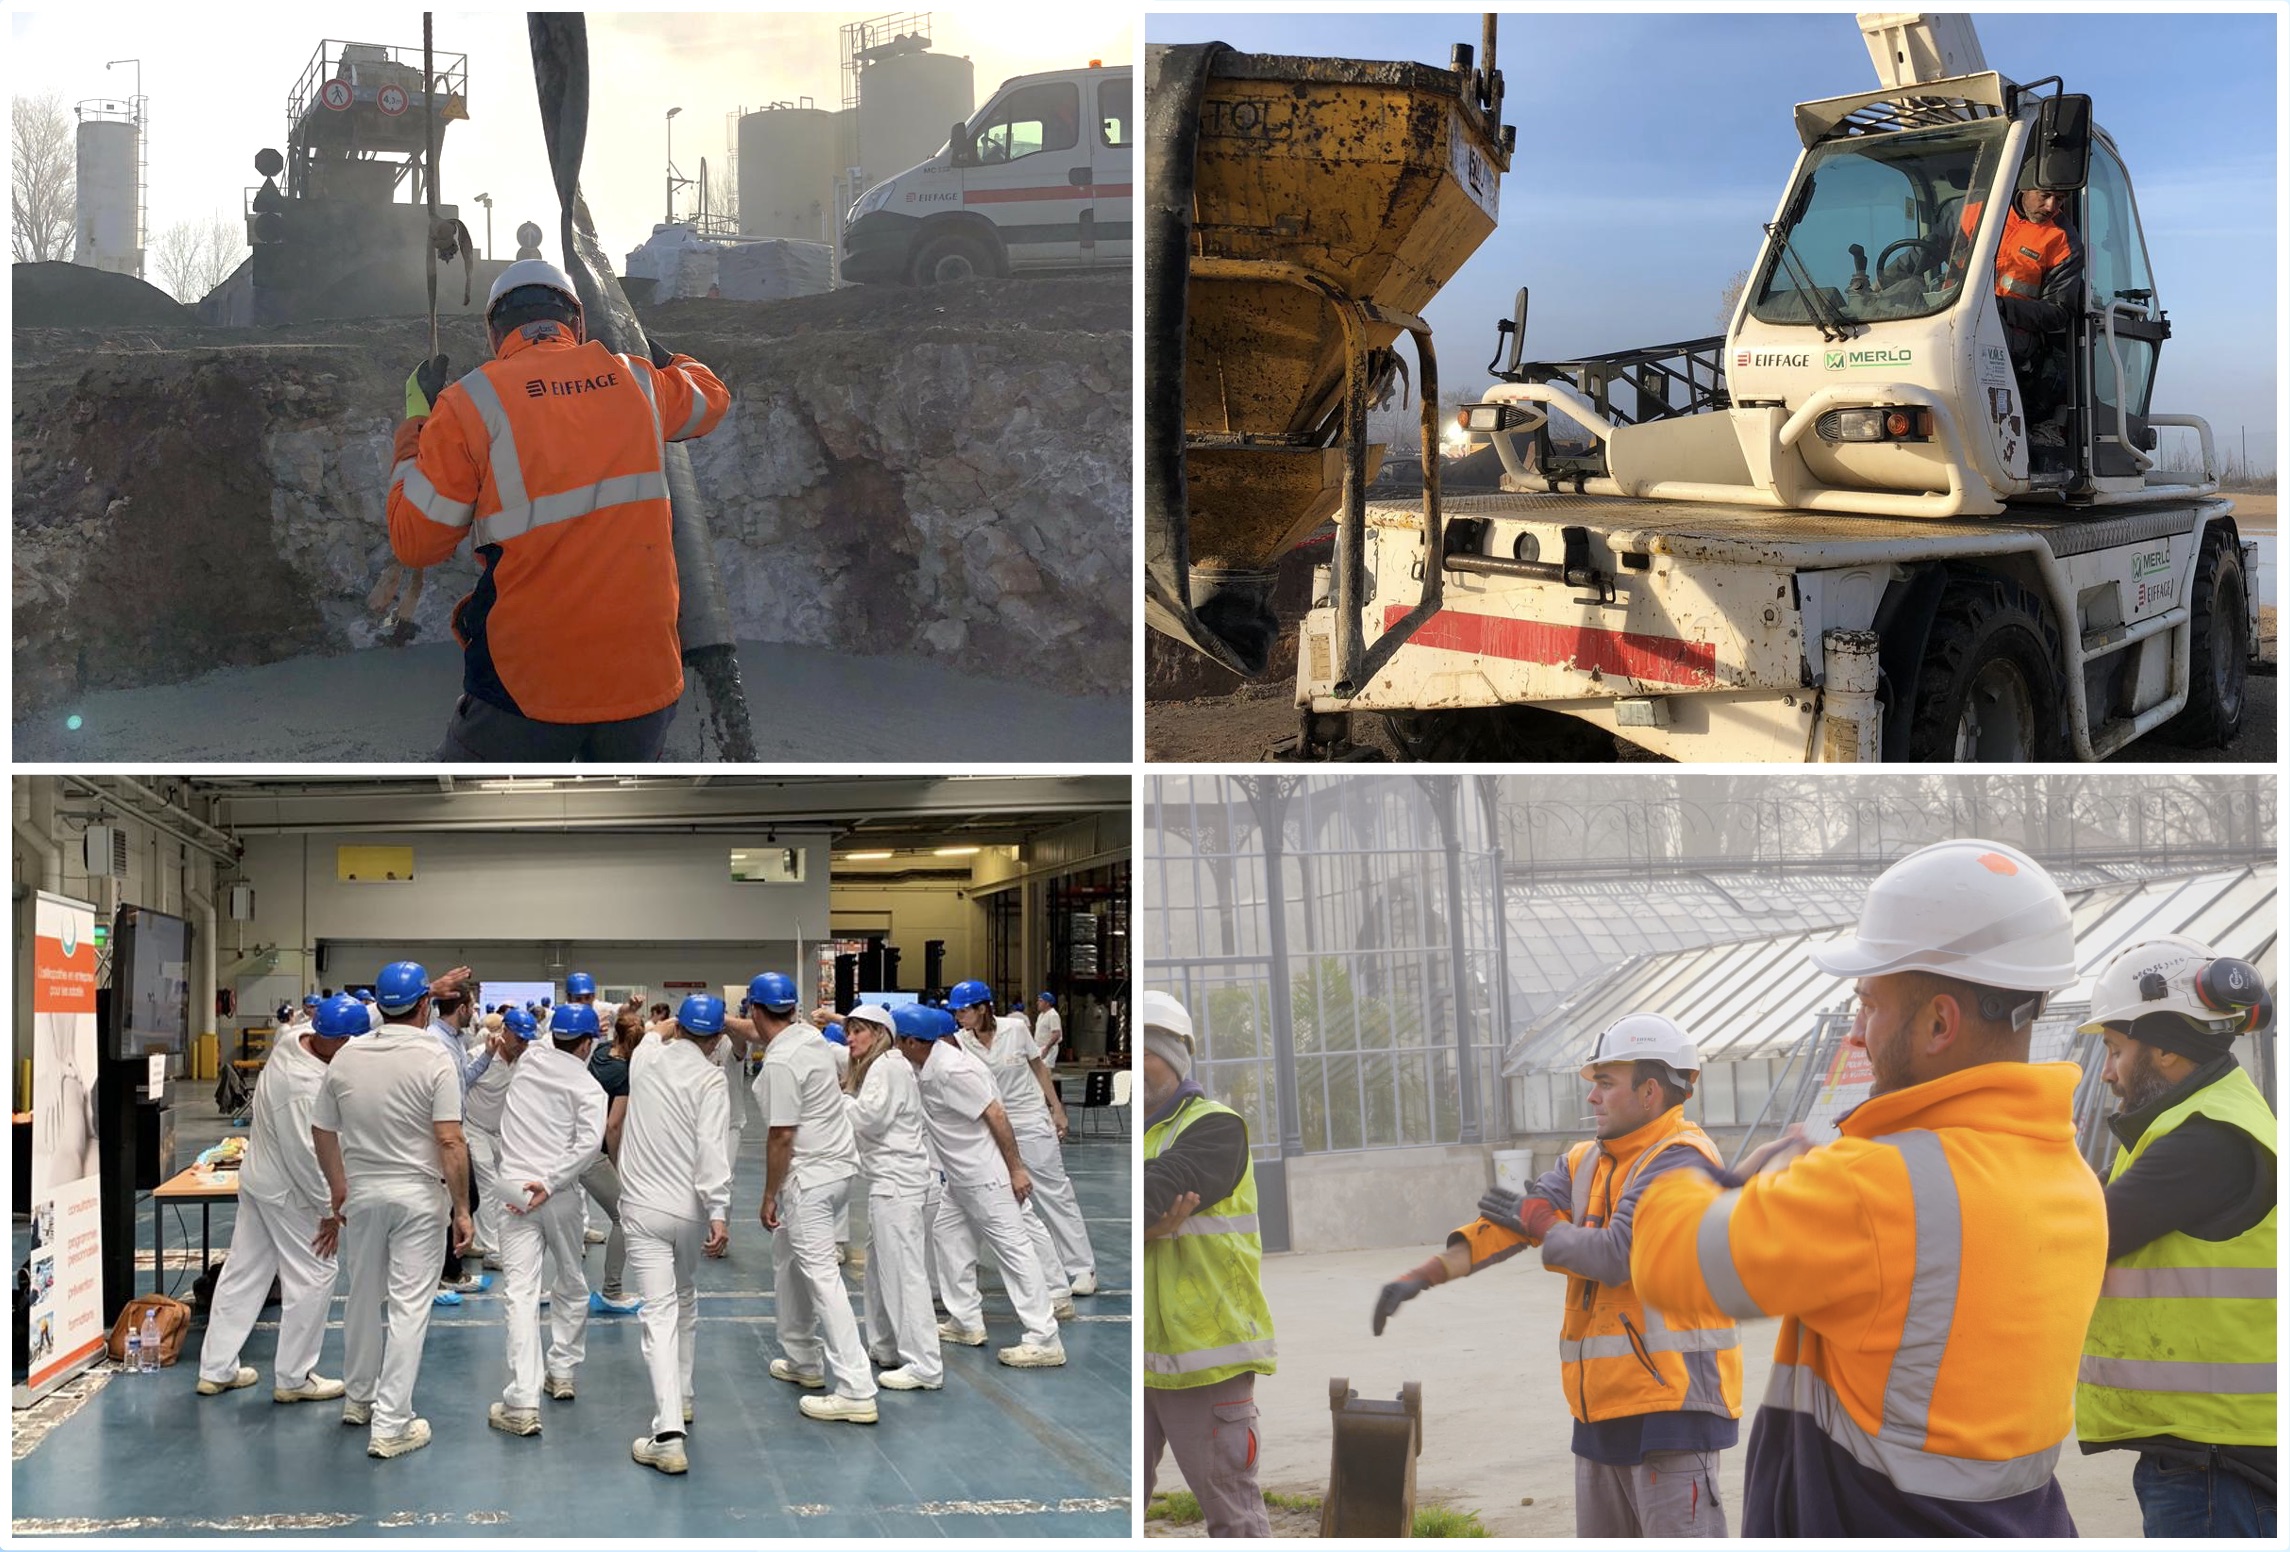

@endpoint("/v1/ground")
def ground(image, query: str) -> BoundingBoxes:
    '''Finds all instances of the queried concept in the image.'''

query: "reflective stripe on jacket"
[386,324,731,724]
[1631,1061,2107,1529]
[1548,1107,1742,1425]
[2078,1062,2276,1446]
[1143,1095,1276,1391]
[1959,200,2076,302]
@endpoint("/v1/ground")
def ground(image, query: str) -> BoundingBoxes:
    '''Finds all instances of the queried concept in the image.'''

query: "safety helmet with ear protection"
[2080,934,2273,1038]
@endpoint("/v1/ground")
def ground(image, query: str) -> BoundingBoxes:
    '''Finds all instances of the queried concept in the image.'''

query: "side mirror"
[1504,287,1528,374]
[2034,93,2092,191]
[948,122,974,168]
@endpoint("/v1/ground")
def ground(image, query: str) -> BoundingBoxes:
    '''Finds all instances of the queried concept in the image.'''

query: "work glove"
[647,336,675,371]
[406,354,450,419]
[1371,1274,1428,1337]
[1476,1187,1561,1243]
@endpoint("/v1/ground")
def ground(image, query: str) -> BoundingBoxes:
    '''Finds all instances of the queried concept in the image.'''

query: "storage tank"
[73,112,141,277]
[857,49,973,187]
[737,104,839,242]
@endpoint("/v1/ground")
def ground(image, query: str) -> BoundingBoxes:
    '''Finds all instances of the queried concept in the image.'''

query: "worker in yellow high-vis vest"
[1141,991,1275,1537]
[2075,935,2276,1540]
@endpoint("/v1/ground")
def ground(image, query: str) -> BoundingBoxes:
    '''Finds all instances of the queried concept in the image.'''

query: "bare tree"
[700,160,736,234]
[11,91,75,263]
[1716,266,1752,328]
[151,210,246,304]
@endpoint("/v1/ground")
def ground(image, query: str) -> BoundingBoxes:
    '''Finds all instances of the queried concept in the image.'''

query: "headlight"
[1815,406,1932,443]
[1460,402,1534,433]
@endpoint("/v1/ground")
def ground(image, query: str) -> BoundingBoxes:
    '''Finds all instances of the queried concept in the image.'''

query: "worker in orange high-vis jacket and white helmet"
[387,259,731,760]
[1629,838,2109,1538]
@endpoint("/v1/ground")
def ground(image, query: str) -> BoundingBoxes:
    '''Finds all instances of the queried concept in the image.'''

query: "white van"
[842,62,1132,285]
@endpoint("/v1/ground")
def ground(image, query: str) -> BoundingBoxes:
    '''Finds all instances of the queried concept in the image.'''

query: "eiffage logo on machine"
[1735,349,1811,368]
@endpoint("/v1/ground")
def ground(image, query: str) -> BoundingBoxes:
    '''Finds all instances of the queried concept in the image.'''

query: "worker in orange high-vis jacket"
[1957,158,2083,443]
[1374,1012,1740,1536]
[1630,838,2109,1538]
[387,259,731,760]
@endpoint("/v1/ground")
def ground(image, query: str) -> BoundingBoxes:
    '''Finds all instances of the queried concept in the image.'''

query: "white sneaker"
[834,1244,850,1265]
[1053,1296,1078,1321]
[798,1392,879,1423]
[543,1373,576,1401]
[937,1320,988,1347]
[341,1399,372,1426]
[877,1366,943,1391]
[196,1366,258,1396]
[488,1402,541,1436]
[997,1341,1067,1369]
[769,1358,826,1388]
[584,1228,609,1245]
[273,1373,346,1404]
[367,1417,433,1458]
[632,1432,688,1474]
[1070,1270,1098,1296]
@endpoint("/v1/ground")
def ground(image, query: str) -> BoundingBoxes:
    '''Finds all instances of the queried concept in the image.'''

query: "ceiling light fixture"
[934,846,981,857]
[842,850,895,861]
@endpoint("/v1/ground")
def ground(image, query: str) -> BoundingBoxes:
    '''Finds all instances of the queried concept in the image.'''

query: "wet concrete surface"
[13,639,1132,763]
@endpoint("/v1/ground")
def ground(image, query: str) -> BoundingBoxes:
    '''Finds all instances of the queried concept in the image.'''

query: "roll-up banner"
[15,892,106,1406]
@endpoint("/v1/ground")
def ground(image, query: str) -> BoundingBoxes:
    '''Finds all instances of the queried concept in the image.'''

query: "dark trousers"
[2134,1452,2275,1540]
[439,694,675,762]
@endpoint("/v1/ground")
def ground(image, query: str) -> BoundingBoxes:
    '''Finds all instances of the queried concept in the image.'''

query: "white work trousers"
[861,1187,941,1383]
[772,1177,876,1400]
[934,1173,1066,1309]
[498,1188,590,1410]
[467,1126,505,1256]
[341,1178,450,1439]
[622,1203,701,1439]
[935,1178,1059,1347]
[1017,1121,1094,1282]
[198,1191,337,1390]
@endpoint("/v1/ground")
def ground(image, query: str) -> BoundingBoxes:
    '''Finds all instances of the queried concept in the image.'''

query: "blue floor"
[10,1115,1133,1538]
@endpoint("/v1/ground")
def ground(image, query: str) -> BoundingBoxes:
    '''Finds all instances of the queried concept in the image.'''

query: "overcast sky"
[11,7,1131,267]
[1149,9,2280,469]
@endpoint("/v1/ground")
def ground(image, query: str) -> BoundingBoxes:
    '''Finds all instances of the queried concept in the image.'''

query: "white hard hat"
[485,257,582,318]
[1579,1012,1702,1079]
[1809,838,2077,993]
[1138,989,1194,1049]
[845,1002,897,1035]
[2080,935,2265,1036]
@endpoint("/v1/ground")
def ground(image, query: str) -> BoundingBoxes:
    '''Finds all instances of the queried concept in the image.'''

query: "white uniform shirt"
[495,1042,607,1206]
[916,1039,1009,1190]
[463,1034,514,1134]
[962,1016,1054,1133]
[718,1033,746,1141]
[752,1022,859,1193]
[311,1024,461,1187]
[843,1052,931,1197]
[619,1032,733,1223]
[1034,1007,1064,1067]
[241,1031,330,1214]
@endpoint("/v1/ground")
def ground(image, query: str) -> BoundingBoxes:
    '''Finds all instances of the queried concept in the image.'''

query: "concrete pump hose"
[526,12,755,761]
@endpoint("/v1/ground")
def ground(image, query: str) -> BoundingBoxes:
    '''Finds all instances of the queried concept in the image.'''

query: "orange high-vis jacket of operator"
[1628,1062,2107,1516]
[1959,200,2075,304]
[386,325,731,725]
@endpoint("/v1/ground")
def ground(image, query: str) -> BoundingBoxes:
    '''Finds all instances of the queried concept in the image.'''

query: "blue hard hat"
[503,1008,539,1041]
[301,993,321,1007]
[312,994,371,1039]
[566,971,597,998]
[891,1004,940,1041]
[1038,991,1056,1007]
[929,1007,959,1038]
[552,1002,601,1037]
[748,972,798,1012]
[679,994,727,1035]
[352,988,376,1003]
[374,961,430,1013]
[822,1022,847,1047]
[948,979,992,1010]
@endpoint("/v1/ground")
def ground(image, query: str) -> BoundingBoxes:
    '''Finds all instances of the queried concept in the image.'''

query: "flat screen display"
[113,906,190,1056]
[480,980,560,1014]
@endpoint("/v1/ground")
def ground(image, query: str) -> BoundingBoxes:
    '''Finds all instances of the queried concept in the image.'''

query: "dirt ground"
[1141,1243,2143,1538]
[1148,494,2277,764]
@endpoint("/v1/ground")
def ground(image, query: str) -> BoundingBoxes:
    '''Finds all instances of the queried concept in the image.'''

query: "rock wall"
[13,275,1130,714]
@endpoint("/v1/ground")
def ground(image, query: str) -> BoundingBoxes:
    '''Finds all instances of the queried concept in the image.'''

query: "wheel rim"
[1954,658,2036,761]
[930,252,977,284]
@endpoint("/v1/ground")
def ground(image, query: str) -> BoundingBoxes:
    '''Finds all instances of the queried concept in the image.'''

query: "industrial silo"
[737,103,839,243]
[73,110,141,276]
[857,48,973,187]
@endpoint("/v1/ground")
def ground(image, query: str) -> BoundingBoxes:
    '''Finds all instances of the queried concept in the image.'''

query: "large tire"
[1383,706,1620,762]
[1904,570,2070,762]
[908,230,996,286]
[2154,528,2248,748]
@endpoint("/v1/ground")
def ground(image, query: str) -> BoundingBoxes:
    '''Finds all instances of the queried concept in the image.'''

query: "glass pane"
[1099,79,1131,148]
[1297,1057,1328,1151]
[1361,1051,1398,1148]
[977,82,1080,163]
[1326,1055,1364,1150]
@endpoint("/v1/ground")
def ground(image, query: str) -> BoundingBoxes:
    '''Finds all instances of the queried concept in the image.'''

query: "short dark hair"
[1897,970,2042,1042]
[1631,1059,1693,1111]
[649,1001,672,1021]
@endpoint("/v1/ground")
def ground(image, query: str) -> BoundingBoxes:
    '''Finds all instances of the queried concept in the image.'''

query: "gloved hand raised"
[1476,1186,1561,1242]
[405,354,451,418]
[1372,1274,1427,1337]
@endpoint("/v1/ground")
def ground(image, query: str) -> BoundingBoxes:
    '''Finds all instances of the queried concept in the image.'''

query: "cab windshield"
[1752,119,2008,327]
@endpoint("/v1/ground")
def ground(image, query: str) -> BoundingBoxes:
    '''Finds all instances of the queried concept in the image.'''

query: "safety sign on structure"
[376,83,410,117]
[320,80,353,112]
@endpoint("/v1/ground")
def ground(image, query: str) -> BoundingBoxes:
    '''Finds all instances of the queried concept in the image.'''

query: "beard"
[1864,1012,1917,1096]
[2115,1046,2178,1113]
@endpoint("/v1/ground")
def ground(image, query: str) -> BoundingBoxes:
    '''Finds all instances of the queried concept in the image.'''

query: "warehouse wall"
[829,881,984,983]
[303,941,804,1007]
[234,831,831,948]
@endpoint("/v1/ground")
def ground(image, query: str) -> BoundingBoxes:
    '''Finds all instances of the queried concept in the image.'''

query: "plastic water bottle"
[139,1307,161,1373]
[124,1321,141,1374]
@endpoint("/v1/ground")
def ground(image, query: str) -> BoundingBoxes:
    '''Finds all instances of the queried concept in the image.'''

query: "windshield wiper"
[1764,220,1854,343]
